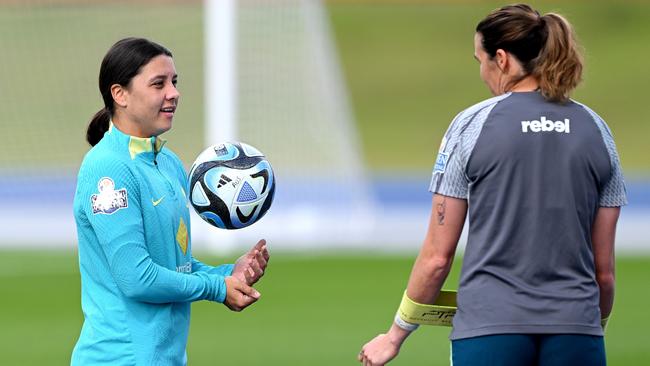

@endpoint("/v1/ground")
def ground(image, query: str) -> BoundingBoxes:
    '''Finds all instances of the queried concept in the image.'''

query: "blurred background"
[1,0,648,364]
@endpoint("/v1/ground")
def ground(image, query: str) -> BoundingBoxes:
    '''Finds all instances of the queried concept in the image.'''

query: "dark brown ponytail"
[533,13,583,103]
[86,108,111,146]
[476,4,583,103]
[87,37,173,146]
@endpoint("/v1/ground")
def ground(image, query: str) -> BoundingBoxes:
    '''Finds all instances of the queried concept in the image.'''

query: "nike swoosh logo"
[152,196,165,206]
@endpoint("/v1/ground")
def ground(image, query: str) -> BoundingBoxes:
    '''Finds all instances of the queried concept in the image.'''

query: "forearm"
[389,195,465,342]
[110,244,227,303]
[591,206,620,319]
[597,273,615,318]
[406,250,454,303]
[386,256,453,347]
[406,195,463,303]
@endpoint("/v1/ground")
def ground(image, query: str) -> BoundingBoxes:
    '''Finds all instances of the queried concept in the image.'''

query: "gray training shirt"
[429,91,627,340]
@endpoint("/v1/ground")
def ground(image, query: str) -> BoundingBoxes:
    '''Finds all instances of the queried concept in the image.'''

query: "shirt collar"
[107,122,167,160]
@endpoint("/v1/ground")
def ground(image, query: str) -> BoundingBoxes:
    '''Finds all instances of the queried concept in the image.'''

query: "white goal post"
[195,0,378,253]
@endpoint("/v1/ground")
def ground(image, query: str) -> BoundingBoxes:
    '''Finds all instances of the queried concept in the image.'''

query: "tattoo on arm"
[436,197,446,225]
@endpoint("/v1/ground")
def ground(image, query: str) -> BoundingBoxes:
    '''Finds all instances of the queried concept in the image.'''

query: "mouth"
[160,106,176,118]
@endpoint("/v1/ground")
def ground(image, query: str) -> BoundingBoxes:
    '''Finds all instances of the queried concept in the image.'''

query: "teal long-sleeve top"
[71,124,232,365]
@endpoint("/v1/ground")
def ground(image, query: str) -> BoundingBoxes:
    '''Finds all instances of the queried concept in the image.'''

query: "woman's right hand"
[223,276,260,312]
[232,239,270,286]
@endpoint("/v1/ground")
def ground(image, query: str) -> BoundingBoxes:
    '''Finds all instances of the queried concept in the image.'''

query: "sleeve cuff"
[214,275,228,303]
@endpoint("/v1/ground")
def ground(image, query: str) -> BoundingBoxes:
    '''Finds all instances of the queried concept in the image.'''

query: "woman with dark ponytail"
[72,37,270,365]
[359,4,626,365]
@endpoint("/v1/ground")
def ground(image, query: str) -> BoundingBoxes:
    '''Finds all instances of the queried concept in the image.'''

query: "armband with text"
[396,290,457,327]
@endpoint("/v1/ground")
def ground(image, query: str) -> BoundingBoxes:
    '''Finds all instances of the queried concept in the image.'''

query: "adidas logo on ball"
[521,116,570,133]
[217,174,232,188]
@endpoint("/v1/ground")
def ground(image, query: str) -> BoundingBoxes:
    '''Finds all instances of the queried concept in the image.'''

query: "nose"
[167,83,180,101]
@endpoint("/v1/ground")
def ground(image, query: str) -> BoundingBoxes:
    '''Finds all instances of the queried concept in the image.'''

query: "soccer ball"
[188,142,275,229]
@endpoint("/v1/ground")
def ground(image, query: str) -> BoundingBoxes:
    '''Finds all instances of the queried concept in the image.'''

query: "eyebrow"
[149,74,178,81]
[473,55,479,62]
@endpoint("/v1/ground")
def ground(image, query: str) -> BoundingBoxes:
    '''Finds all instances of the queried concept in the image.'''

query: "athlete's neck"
[111,116,152,138]
[508,75,540,93]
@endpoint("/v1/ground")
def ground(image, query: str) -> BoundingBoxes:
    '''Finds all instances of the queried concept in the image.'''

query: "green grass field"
[1,250,648,365]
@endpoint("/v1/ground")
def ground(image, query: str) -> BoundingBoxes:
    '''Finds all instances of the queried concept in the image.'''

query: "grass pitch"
[0,250,648,365]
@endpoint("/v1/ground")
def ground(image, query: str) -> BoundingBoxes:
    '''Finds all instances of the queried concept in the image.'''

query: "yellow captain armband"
[396,290,457,327]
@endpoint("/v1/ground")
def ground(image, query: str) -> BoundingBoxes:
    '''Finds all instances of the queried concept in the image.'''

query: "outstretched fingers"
[260,242,270,262]
[252,239,266,253]
[250,251,265,277]
[251,239,270,262]
[256,247,268,268]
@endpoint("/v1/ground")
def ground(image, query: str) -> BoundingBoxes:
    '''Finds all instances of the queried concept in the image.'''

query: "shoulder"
[456,93,512,123]
[80,143,131,174]
[441,94,512,146]
[570,99,601,119]
[78,144,137,190]
[447,94,512,133]
[570,99,615,137]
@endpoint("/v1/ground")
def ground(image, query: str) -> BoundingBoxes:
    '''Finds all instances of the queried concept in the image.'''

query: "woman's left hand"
[232,239,270,285]
[358,333,401,366]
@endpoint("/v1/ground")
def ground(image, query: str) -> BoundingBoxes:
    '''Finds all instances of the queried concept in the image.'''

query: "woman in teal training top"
[71,37,269,365]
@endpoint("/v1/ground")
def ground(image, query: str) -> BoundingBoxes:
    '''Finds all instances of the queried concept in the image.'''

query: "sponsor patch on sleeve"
[434,152,450,174]
[91,177,128,215]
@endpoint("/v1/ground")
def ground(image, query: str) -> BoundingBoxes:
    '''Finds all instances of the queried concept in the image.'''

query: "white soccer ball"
[188,142,275,229]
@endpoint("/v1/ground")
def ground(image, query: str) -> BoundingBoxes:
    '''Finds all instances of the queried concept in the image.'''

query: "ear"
[495,49,508,73]
[110,84,128,108]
